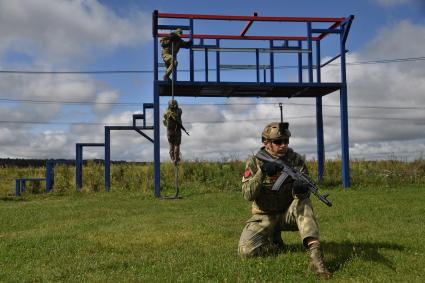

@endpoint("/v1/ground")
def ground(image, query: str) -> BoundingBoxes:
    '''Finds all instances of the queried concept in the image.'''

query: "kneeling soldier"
[238,122,332,279]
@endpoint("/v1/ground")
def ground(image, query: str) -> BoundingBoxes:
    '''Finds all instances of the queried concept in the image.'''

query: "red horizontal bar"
[158,33,319,41]
[158,12,345,23]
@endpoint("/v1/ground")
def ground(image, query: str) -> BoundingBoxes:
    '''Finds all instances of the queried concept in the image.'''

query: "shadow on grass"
[0,196,27,202]
[322,240,405,272]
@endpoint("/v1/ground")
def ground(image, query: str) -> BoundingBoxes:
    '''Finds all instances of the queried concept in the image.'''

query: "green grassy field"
[1,184,424,282]
[1,160,425,282]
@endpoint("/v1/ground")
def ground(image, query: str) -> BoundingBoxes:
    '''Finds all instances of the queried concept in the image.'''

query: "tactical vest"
[243,148,307,215]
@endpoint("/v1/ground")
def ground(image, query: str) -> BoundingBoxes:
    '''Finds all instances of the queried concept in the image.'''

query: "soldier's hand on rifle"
[260,162,280,176]
[292,179,309,195]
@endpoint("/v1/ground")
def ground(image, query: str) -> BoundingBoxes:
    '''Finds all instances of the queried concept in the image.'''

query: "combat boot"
[170,150,176,162]
[308,241,332,279]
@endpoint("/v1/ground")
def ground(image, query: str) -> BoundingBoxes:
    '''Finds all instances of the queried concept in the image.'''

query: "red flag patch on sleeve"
[243,168,251,178]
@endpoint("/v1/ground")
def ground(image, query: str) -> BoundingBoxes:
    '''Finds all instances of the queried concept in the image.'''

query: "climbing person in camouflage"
[238,122,332,279]
[160,28,192,81]
[163,99,184,164]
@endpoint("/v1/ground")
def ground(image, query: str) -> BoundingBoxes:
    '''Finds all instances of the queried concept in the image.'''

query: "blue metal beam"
[307,22,313,83]
[340,25,351,188]
[76,143,105,190]
[341,15,355,45]
[315,40,325,182]
[298,41,303,83]
[76,144,82,190]
[216,39,220,82]
[205,47,209,82]
[269,40,274,82]
[320,50,349,68]
[45,161,54,193]
[153,25,161,198]
[190,19,194,82]
[311,28,341,34]
[105,127,111,192]
[153,84,161,198]
[256,49,260,83]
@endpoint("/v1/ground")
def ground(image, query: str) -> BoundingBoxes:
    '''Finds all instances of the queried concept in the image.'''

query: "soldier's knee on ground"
[238,242,254,258]
[238,241,280,258]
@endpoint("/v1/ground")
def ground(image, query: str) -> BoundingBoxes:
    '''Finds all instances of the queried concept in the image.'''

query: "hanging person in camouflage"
[160,28,192,81]
[163,99,189,164]
[238,122,332,280]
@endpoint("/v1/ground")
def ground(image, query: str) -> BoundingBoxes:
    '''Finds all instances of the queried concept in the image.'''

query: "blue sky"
[1,0,425,162]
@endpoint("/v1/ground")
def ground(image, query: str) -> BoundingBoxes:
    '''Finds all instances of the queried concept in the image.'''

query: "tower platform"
[157,81,341,98]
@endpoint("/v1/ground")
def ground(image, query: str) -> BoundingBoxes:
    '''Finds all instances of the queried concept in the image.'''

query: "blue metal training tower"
[152,11,354,197]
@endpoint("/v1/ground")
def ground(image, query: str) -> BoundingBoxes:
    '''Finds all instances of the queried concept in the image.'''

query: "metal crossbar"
[191,47,311,53]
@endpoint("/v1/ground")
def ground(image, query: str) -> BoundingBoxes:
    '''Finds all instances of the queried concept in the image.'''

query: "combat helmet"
[261,122,291,142]
[168,99,178,108]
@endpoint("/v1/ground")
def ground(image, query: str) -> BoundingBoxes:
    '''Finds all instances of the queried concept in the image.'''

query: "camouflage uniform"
[238,147,320,257]
[238,122,332,279]
[160,28,192,81]
[163,100,182,163]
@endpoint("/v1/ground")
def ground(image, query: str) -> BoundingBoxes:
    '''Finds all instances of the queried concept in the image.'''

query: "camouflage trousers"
[167,132,181,163]
[238,198,320,257]
[162,53,177,81]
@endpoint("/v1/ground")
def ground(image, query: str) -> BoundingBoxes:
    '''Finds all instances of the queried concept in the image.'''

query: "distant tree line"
[0,159,144,168]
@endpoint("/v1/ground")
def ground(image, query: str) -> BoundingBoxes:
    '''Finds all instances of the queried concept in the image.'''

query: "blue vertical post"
[76,144,82,190]
[45,161,54,192]
[269,40,274,83]
[15,179,21,196]
[298,40,303,83]
[307,22,313,83]
[153,86,161,197]
[153,18,161,198]
[105,127,111,192]
[205,47,208,82]
[255,48,260,83]
[142,104,147,128]
[190,18,194,82]
[340,26,351,188]
[216,39,220,82]
[315,40,325,182]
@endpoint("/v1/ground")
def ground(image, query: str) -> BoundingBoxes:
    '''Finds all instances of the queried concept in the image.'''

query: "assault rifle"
[255,150,332,207]
[178,121,190,136]
[171,117,190,136]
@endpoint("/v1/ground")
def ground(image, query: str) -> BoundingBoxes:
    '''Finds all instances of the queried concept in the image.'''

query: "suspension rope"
[161,39,182,200]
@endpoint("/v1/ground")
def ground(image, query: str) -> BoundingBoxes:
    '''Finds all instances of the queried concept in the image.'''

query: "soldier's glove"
[292,179,310,195]
[260,162,280,176]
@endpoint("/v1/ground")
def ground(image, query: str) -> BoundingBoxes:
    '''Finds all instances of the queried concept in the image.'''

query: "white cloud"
[362,20,425,61]
[92,90,120,116]
[0,0,150,63]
